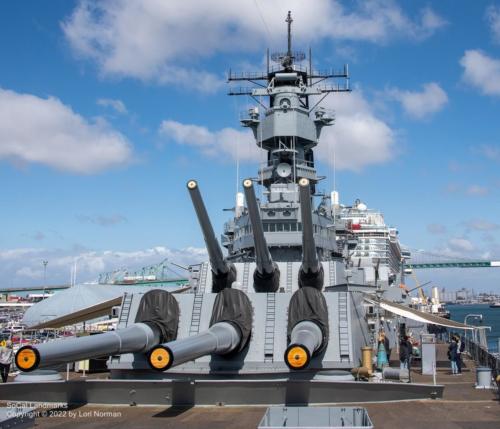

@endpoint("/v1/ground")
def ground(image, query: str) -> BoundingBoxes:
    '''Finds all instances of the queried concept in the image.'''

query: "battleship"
[1,12,475,407]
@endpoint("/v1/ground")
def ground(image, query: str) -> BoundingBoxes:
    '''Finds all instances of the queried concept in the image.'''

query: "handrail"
[463,337,500,379]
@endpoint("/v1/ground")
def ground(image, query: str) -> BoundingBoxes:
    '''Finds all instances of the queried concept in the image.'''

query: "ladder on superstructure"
[189,262,209,336]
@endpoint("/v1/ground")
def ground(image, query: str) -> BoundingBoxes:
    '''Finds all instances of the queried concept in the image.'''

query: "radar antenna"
[286,11,293,58]
[282,11,295,70]
[269,11,305,70]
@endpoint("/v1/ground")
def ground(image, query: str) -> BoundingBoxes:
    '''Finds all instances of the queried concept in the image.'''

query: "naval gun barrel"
[16,323,161,372]
[285,321,323,370]
[298,177,324,289]
[16,289,179,372]
[187,180,236,292]
[149,288,252,371]
[242,179,280,292]
[148,322,240,371]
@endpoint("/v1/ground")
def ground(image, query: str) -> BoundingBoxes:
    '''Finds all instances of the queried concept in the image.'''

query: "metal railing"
[464,337,500,380]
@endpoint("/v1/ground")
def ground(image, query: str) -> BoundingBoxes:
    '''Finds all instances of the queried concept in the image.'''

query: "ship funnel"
[242,179,280,292]
[148,289,252,371]
[187,180,236,292]
[16,290,179,372]
[298,178,324,289]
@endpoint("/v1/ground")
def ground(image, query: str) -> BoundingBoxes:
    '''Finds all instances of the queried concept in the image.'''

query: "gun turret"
[15,290,179,372]
[187,180,236,292]
[242,179,280,292]
[284,287,329,370]
[298,178,324,289]
[148,288,252,371]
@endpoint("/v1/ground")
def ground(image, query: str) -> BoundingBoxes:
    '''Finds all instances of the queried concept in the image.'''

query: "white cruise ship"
[334,197,409,290]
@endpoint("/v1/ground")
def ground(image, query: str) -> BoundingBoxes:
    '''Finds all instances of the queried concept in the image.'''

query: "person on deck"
[0,341,13,383]
[378,331,390,357]
[448,337,458,375]
[399,335,413,370]
[377,331,390,368]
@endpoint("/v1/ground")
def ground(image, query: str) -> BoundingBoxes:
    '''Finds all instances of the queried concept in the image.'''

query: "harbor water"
[448,303,500,352]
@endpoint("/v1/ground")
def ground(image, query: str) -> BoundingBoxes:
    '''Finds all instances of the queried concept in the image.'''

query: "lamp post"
[464,314,483,324]
[463,314,483,361]
[464,313,482,342]
[374,288,383,347]
[71,256,85,287]
[42,260,48,299]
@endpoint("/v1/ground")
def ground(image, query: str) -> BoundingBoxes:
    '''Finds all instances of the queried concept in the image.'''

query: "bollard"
[475,367,493,389]
[361,347,373,375]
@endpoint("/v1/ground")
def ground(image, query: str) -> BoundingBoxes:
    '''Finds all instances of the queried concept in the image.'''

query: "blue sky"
[1,0,500,292]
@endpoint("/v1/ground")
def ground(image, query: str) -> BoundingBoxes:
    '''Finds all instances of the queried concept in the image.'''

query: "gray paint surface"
[0,379,444,406]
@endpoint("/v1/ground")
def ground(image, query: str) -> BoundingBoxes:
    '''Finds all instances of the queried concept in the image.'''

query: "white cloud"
[159,120,260,163]
[388,82,448,119]
[16,267,44,280]
[97,98,127,114]
[0,248,46,261]
[460,50,500,96]
[61,0,446,89]
[424,239,476,261]
[0,246,207,286]
[427,223,447,234]
[0,88,132,173]
[465,219,500,231]
[486,4,500,44]
[420,7,448,35]
[466,185,489,196]
[427,234,500,264]
[478,144,500,161]
[448,237,475,253]
[317,91,396,171]
[77,214,127,227]
[32,232,46,241]
[444,183,490,197]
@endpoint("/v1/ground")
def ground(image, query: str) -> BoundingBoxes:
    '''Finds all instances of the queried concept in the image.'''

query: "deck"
[1,345,499,428]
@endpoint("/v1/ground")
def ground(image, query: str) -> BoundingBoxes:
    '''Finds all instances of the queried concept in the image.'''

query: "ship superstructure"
[223,12,348,269]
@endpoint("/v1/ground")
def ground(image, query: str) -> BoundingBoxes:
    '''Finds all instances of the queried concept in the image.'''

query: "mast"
[286,11,292,57]
[285,11,293,70]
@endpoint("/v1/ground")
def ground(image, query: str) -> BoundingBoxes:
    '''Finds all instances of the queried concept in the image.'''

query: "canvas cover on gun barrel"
[287,287,329,352]
[135,290,179,343]
[209,288,253,352]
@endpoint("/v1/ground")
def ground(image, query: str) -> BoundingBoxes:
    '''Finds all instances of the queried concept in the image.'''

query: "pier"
[1,343,499,428]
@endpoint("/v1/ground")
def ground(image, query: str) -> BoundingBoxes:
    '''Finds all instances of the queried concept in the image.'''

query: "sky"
[0,0,500,292]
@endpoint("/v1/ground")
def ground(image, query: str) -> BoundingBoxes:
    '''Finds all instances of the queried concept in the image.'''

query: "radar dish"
[271,52,286,62]
[270,51,306,63]
[294,51,306,62]
[276,163,292,178]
